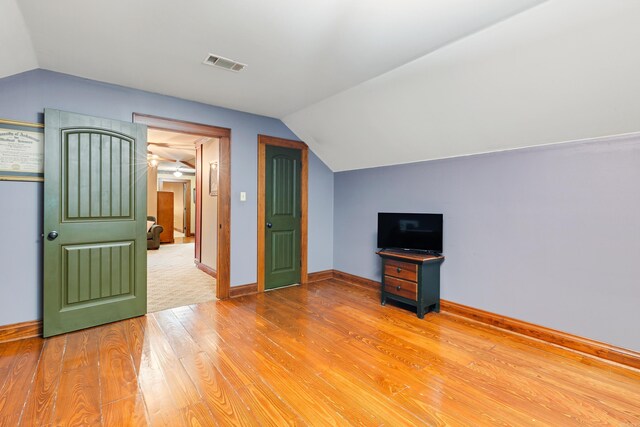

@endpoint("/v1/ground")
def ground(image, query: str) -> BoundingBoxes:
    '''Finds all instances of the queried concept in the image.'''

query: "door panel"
[265,145,301,289]
[62,241,134,305]
[64,130,134,220]
[271,230,296,271]
[44,109,147,337]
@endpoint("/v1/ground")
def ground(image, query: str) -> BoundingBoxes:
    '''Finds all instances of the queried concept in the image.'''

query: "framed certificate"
[0,119,44,182]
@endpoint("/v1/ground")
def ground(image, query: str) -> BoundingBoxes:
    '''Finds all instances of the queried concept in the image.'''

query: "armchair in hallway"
[147,216,164,250]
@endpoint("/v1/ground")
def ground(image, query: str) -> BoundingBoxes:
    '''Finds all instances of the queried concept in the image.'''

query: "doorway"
[257,135,309,292]
[134,113,231,312]
[158,178,192,243]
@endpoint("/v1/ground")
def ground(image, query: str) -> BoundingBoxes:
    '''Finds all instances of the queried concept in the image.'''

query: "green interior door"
[265,145,301,290]
[43,109,147,337]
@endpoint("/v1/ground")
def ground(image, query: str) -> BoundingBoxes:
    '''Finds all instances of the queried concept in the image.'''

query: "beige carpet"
[147,242,216,313]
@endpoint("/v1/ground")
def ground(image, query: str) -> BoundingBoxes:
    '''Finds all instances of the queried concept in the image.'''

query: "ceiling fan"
[146,152,195,169]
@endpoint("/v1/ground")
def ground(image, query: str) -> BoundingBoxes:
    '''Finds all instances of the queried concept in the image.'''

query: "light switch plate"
[240,191,247,201]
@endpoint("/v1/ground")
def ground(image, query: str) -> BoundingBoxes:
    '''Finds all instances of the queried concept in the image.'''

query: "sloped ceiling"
[6,1,639,172]
[0,0,37,78]
[284,0,640,171]
[7,0,541,119]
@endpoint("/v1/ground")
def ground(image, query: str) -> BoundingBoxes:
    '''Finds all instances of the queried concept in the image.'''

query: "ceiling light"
[173,168,183,177]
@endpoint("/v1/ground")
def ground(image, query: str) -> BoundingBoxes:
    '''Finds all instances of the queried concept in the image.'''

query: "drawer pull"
[396,285,401,291]
[396,267,401,273]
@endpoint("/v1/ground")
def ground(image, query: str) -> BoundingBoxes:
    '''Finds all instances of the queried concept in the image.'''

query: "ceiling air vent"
[203,54,247,72]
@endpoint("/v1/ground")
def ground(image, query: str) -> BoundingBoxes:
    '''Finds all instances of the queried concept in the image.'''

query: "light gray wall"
[334,134,640,352]
[0,69,334,325]
[308,152,334,272]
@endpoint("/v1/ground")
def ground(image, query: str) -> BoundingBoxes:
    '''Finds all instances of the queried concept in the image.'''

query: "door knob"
[47,231,59,241]
[266,222,273,229]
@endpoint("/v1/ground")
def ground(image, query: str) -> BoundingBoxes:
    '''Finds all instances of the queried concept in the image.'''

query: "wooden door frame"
[194,138,219,278]
[257,135,308,292]
[133,113,231,299]
[158,177,191,236]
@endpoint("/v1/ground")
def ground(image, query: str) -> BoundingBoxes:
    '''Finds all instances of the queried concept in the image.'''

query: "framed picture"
[209,161,218,196]
[0,119,44,182]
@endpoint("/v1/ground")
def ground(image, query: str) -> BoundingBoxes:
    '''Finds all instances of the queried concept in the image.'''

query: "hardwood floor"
[170,235,195,244]
[1,279,639,426]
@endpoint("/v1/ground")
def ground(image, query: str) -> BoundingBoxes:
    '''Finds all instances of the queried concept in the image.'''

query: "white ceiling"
[0,0,37,78]
[147,128,213,165]
[284,0,640,171]
[8,1,636,172]
[11,0,542,120]
[148,129,210,148]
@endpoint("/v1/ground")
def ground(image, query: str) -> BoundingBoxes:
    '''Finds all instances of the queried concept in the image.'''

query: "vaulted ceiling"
[8,0,543,117]
[284,0,640,170]
[4,0,640,171]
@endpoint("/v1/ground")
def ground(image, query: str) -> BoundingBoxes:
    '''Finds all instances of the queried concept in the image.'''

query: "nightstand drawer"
[384,259,418,282]
[383,276,417,301]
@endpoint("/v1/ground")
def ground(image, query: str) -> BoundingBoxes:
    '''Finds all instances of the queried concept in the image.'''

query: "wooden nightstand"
[377,249,444,318]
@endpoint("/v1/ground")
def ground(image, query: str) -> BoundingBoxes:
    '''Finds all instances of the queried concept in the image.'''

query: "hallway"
[147,243,215,312]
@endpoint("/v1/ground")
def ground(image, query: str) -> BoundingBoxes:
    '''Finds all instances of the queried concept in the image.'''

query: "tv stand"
[376,249,444,318]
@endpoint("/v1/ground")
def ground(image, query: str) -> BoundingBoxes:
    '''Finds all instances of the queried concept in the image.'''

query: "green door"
[265,145,301,290]
[43,109,148,337]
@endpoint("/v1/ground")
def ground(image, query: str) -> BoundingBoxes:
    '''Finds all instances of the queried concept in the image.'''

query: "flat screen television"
[377,212,443,254]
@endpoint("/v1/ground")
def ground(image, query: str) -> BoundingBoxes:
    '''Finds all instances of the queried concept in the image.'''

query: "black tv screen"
[377,212,443,253]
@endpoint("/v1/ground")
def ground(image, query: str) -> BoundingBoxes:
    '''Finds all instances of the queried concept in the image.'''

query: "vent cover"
[203,54,247,72]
